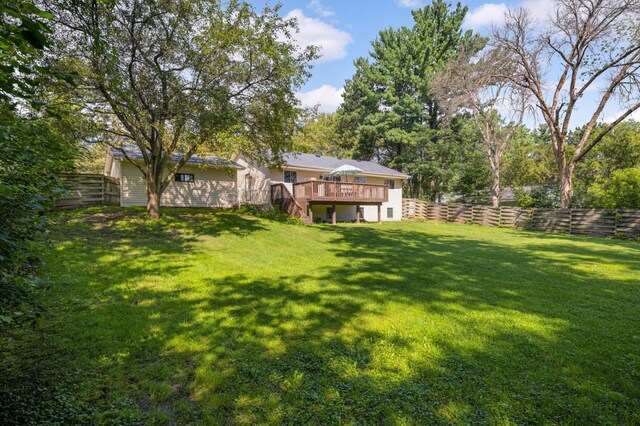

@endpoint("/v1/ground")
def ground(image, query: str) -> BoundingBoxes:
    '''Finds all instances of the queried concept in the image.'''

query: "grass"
[1,207,639,425]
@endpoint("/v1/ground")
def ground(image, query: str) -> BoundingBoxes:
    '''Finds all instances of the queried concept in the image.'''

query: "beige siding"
[236,159,272,204]
[110,158,122,179]
[120,161,238,208]
[268,168,321,193]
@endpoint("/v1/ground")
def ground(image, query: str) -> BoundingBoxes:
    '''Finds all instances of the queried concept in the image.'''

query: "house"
[236,152,410,223]
[104,147,409,223]
[104,146,245,208]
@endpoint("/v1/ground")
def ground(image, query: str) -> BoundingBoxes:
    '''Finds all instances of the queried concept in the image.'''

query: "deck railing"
[293,180,388,203]
[271,183,305,218]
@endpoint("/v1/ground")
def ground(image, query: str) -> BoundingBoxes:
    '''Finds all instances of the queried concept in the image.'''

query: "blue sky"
[256,0,639,126]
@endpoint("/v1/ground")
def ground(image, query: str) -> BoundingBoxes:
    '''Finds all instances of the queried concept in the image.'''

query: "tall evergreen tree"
[337,0,483,200]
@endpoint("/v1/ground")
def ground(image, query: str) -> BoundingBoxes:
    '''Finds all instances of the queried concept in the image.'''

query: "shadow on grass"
[2,209,639,424]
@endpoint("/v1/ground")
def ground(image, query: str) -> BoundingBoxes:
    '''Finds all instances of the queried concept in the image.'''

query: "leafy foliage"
[291,113,351,158]
[0,1,54,105]
[0,107,76,325]
[502,126,556,188]
[447,115,491,203]
[513,185,560,208]
[586,168,640,209]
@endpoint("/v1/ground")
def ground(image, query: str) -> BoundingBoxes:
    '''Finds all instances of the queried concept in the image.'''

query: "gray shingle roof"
[110,146,244,169]
[281,152,410,178]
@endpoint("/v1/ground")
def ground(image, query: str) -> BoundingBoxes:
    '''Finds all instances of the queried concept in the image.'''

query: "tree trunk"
[429,175,436,202]
[490,157,500,207]
[490,169,500,208]
[559,164,573,208]
[146,168,162,219]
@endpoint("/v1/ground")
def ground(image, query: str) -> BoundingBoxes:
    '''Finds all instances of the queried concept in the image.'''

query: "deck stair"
[270,183,311,224]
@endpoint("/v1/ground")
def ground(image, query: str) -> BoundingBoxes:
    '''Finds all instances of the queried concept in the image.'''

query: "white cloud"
[521,0,556,23]
[465,0,556,30]
[465,3,508,29]
[297,85,344,113]
[307,0,333,17]
[285,10,353,64]
[398,0,422,7]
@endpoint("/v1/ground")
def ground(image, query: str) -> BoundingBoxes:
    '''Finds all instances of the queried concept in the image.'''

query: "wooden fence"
[403,198,640,239]
[52,174,120,210]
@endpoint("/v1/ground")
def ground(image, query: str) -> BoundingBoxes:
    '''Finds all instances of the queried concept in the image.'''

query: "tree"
[448,115,492,203]
[493,1,640,207]
[50,0,316,218]
[435,47,529,206]
[502,126,556,187]
[291,112,350,157]
[338,0,484,200]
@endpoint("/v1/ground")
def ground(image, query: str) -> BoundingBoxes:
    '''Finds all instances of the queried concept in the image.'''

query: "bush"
[237,205,304,225]
[514,185,560,208]
[586,168,640,209]
[0,108,76,326]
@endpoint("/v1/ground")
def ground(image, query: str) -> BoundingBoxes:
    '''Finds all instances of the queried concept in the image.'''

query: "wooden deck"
[271,181,389,225]
[292,181,388,203]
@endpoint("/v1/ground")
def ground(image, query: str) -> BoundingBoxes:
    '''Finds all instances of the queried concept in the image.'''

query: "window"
[387,207,394,219]
[175,173,195,182]
[320,175,341,182]
[284,170,297,183]
[358,207,365,217]
[384,179,395,189]
[353,176,366,183]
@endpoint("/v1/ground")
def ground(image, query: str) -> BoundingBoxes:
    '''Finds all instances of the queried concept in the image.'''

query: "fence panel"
[52,174,120,210]
[570,209,616,237]
[528,209,571,233]
[448,204,471,224]
[616,210,640,238]
[401,199,640,239]
[500,207,530,228]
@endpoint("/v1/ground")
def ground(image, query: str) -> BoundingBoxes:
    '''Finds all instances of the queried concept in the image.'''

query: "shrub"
[237,205,303,225]
[0,108,76,326]
[514,185,560,208]
[586,168,640,209]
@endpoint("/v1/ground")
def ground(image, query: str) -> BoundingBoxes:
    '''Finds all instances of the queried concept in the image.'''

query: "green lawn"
[1,208,639,425]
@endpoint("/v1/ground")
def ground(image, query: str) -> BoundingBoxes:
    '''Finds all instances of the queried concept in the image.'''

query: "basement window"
[387,207,394,219]
[175,173,195,183]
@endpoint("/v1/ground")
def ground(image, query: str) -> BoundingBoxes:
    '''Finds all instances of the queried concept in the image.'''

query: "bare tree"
[435,47,529,206]
[493,0,640,207]
[48,0,316,218]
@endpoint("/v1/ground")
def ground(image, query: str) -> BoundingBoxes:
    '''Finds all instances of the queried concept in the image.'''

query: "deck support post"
[307,203,313,224]
[332,205,337,225]
[377,204,382,224]
[356,205,360,224]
